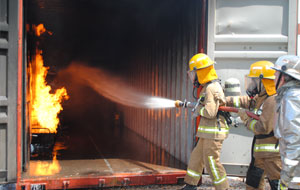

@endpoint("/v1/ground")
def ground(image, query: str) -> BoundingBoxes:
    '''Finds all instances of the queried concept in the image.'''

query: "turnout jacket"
[226,91,280,158]
[196,81,229,140]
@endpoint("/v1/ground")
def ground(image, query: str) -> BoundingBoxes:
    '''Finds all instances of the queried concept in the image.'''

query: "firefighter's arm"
[198,85,222,119]
[244,97,275,135]
[226,96,252,109]
[280,94,300,184]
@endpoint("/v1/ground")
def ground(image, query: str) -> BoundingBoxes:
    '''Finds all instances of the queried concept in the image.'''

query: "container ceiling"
[26,0,183,71]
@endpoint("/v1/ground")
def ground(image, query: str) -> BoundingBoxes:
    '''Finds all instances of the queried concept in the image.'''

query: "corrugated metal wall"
[123,0,205,165]
[0,0,19,183]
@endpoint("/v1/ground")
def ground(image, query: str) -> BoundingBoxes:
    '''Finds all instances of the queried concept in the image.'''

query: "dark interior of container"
[25,0,203,173]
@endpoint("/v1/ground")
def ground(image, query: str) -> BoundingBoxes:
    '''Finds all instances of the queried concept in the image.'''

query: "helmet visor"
[244,75,259,95]
[187,70,196,83]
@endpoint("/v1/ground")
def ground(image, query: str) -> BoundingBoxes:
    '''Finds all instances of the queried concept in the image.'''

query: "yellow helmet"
[248,61,275,79]
[189,53,214,71]
[246,61,276,96]
[187,53,218,85]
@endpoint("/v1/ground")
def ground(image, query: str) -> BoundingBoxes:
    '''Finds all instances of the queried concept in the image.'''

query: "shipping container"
[0,0,298,189]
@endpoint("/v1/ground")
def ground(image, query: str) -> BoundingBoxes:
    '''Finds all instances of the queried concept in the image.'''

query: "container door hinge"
[63,180,70,190]
[156,176,163,183]
[99,179,106,188]
[122,178,130,186]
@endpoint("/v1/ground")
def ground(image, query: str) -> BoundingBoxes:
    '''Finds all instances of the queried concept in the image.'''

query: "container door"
[207,0,297,176]
[0,0,20,183]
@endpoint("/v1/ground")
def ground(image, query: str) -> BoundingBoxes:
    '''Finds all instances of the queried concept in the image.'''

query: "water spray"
[61,63,260,120]
[144,97,176,108]
[62,63,184,109]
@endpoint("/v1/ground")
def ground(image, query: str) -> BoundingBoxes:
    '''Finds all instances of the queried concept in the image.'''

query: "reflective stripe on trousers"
[208,156,227,185]
[254,144,279,152]
[187,169,201,179]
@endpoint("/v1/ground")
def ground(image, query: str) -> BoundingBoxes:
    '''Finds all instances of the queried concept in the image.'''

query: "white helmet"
[224,78,241,96]
[271,55,300,81]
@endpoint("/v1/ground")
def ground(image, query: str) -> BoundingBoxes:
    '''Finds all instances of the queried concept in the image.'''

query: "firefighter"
[226,61,281,190]
[271,55,300,190]
[181,53,229,190]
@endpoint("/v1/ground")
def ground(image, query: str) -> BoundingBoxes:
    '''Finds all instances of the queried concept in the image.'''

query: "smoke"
[60,62,175,109]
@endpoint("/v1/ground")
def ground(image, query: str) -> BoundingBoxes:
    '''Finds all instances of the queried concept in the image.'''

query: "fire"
[30,152,61,176]
[29,24,68,133]
[33,23,53,36]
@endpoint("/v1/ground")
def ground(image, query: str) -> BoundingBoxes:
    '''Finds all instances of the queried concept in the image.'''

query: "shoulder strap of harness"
[255,131,274,139]
[206,79,221,85]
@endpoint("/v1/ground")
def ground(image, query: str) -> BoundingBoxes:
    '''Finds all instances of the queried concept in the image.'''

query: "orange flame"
[29,24,68,134]
[29,152,61,176]
[33,23,53,36]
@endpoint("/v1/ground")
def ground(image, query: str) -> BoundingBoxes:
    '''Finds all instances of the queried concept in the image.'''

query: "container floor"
[22,158,185,179]
[21,125,186,189]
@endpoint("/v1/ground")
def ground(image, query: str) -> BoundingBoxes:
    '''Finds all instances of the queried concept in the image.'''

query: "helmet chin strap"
[275,72,283,90]
[258,78,262,95]
[193,75,200,88]
[192,75,201,99]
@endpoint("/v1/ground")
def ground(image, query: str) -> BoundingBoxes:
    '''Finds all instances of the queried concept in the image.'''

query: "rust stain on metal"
[176,109,181,117]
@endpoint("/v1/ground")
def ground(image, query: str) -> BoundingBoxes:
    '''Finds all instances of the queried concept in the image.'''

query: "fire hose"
[218,106,260,120]
[175,100,260,120]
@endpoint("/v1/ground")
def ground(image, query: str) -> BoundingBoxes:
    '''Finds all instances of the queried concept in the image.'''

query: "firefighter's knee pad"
[245,165,264,188]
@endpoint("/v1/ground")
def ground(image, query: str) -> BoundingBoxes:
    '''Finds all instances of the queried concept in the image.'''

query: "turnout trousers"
[184,138,229,190]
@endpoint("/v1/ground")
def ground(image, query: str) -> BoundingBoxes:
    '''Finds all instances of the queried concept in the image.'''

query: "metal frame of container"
[0,0,20,184]
[207,0,298,175]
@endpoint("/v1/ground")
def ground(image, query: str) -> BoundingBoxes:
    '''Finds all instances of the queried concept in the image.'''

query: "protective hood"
[196,65,218,84]
[261,79,276,96]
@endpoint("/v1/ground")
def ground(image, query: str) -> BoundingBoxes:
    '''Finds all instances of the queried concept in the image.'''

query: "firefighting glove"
[238,109,250,123]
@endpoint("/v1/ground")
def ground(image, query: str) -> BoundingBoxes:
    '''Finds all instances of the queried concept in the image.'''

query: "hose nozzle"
[175,100,184,107]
